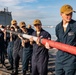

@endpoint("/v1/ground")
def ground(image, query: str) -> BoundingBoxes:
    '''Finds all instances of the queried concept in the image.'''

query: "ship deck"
[0,49,57,75]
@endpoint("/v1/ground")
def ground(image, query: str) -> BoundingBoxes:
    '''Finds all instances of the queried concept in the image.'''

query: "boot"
[7,66,13,70]
[23,71,26,75]
[11,69,18,75]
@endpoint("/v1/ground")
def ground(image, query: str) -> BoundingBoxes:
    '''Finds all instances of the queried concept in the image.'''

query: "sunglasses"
[34,24,41,26]
[21,26,25,28]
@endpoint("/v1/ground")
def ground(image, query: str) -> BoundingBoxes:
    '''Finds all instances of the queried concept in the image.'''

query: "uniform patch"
[68,32,74,36]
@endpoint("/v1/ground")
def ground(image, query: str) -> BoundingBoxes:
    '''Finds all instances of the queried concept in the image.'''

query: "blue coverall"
[32,29,51,75]
[22,28,34,73]
[7,41,14,68]
[0,30,5,65]
[13,37,22,70]
[55,19,76,75]
[7,34,16,68]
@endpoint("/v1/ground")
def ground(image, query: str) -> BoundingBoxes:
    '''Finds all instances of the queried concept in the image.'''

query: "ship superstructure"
[0,8,12,26]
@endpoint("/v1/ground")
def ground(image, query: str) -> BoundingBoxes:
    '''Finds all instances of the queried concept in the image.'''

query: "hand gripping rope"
[1,28,76,55]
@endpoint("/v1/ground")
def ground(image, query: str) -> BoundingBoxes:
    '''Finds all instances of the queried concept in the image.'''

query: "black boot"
[7,66,13,70]
[23,71,26,75]
[11,69,18,75]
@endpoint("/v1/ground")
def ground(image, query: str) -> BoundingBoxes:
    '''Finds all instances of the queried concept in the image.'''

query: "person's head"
[60,4,76,23]
[11,20,17,25]
[11,20,17,27]
[19,21,26,32]
[33,19,42,32]
[27,25,32,29]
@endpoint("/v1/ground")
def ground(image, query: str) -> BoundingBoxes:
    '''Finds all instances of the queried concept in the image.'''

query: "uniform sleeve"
[47,33,51,40]
[42,31,51,40]
[55,25,60,42]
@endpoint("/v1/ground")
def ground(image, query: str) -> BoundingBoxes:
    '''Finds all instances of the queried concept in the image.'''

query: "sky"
[0,0,76,39]
[0,0,76,26]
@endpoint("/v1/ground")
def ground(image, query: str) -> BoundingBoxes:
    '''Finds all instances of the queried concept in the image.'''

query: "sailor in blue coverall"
[0,27,5,67]
[55,4,76,75]
[30,19,51,75]
[18,21,33,75]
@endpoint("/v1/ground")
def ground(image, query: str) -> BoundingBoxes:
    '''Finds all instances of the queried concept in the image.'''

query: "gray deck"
[0,49,57,75]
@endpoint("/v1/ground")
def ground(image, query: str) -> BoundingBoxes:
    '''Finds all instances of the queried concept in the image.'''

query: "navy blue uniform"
[4,32,10,57]
[6,32,10,49]
[32,29,51,75]
[55,19,76,75]
[0,30,5,65]
[28,28,34,35]
[22,28,34,74]
[13,36,22,69]
[13,29,23,69]
[7,34,16,69]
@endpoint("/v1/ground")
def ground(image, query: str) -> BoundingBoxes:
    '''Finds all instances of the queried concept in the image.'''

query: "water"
[43,27,57,40]
[32,26,57,40]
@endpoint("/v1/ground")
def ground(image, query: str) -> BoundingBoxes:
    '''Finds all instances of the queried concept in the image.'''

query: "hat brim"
[34,23,41,25]
[20,25,25,28]
[64,10,75,14]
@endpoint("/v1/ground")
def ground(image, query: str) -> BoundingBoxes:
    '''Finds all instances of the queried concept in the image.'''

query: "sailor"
[0,25,6,68]
[18,22,33,75]
[7,26,15,70]
[55,4,76,75]
[29,19,51,75]
[10,20,22,75]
